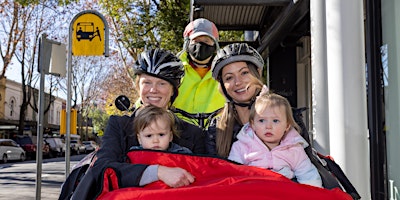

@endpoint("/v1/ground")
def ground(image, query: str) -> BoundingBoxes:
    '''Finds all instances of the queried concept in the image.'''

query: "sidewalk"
[0,155,84,200]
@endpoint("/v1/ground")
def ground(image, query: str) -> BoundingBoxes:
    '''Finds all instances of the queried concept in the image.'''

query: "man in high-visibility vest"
[173,18,225,128]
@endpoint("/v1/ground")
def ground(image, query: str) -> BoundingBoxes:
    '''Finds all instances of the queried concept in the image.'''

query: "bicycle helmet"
[133,48,184,104]
[211,43,264,80]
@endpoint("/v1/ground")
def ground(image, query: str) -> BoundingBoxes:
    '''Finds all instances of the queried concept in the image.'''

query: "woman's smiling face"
[221,61,258,103]
[138,74,174,108]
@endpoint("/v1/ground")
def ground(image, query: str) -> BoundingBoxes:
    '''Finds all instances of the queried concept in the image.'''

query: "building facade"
[0,77,65,139]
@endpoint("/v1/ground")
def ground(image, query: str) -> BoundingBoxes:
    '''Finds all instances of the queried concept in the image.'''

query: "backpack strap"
[292,107,360,199]
[320,154,361,200]
[308,149,342,190]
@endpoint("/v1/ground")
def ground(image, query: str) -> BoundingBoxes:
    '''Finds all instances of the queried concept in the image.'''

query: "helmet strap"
[232,101,254,109]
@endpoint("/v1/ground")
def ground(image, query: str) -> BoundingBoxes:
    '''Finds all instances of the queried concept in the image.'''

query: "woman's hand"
[157,165,195,188]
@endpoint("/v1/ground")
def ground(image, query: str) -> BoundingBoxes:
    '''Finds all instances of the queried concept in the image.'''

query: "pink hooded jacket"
[228,123,322,187]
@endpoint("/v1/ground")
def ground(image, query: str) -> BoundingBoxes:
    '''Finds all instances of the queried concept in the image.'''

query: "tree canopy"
[99,0,190,58]
[0,0,243,136]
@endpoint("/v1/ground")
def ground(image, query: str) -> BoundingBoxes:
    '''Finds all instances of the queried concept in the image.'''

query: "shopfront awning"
[0,125,17,130]
[191,0,310,55]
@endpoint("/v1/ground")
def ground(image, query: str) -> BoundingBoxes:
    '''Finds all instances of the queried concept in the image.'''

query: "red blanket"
[97,150,352,200]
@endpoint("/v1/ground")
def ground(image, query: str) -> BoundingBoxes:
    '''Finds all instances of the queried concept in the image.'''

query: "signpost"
[36,33,66,200]
[66,10,109,176]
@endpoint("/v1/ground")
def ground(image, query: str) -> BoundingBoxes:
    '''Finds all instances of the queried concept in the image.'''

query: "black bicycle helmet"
[211,43,264,80]
[133,48,184,104]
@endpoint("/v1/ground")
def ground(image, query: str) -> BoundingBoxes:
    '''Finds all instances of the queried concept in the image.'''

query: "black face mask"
[188,42,216,61]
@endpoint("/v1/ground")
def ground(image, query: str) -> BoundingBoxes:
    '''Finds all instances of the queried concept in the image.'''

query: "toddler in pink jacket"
[228,92,322,188]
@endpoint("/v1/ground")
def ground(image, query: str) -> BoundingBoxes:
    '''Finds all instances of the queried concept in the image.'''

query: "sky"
[5,58,22,83]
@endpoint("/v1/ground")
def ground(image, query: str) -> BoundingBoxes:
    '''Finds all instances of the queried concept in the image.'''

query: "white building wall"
[53,97,63,126]
[311,0,370,199]
[4,80,22,121]
[49,97,63,126]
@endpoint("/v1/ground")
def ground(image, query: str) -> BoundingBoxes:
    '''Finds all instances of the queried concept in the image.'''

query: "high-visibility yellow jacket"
[172,52,226,126]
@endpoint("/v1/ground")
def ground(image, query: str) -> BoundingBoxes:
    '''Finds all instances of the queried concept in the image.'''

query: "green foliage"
[89,107,110,136]
[155,0,190,53]
[219,30,244,42]
[99,0,190,57]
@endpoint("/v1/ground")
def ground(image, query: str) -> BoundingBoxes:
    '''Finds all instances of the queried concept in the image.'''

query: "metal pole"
[365,0,387,198]
[35,34,46,200]
[66,24,73,177]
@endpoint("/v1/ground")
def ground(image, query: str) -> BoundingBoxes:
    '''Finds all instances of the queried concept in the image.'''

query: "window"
[49,104,54,124]
[56,109,61,125]
[10,99,14,116]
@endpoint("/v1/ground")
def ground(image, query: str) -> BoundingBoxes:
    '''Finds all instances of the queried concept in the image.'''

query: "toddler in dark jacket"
[130,105,192,154]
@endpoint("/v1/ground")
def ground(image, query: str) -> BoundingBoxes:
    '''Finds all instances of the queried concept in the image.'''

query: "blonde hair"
[215,62,263,158]
[133,105,179,138]
[249,93,300,133]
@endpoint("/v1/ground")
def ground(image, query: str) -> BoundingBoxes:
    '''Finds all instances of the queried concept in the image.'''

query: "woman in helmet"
[206,43,266,157]
[72,49,204,199]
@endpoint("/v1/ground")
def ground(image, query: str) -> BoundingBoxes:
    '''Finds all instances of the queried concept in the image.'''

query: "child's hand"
[157,165,195,188]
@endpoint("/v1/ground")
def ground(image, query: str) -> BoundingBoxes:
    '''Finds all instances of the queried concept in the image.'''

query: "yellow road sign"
[60,109,77,135]
[72,13,106,56]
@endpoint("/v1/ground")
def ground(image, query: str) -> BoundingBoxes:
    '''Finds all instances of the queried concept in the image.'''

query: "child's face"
[251,104,290,150]
[137,119,173,151]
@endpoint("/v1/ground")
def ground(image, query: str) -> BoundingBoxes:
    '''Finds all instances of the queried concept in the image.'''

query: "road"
[0,154,86,200]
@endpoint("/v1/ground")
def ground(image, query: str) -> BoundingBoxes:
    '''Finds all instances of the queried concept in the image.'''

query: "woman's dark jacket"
[71,109,205,199]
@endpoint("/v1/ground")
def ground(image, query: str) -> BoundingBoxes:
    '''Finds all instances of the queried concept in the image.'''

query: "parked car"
[0,139,26,163]
[12,135,36,160]
[45,137,65,157]
[70,140,86,155]
[12,135,51,159]
[82,141,99,152]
